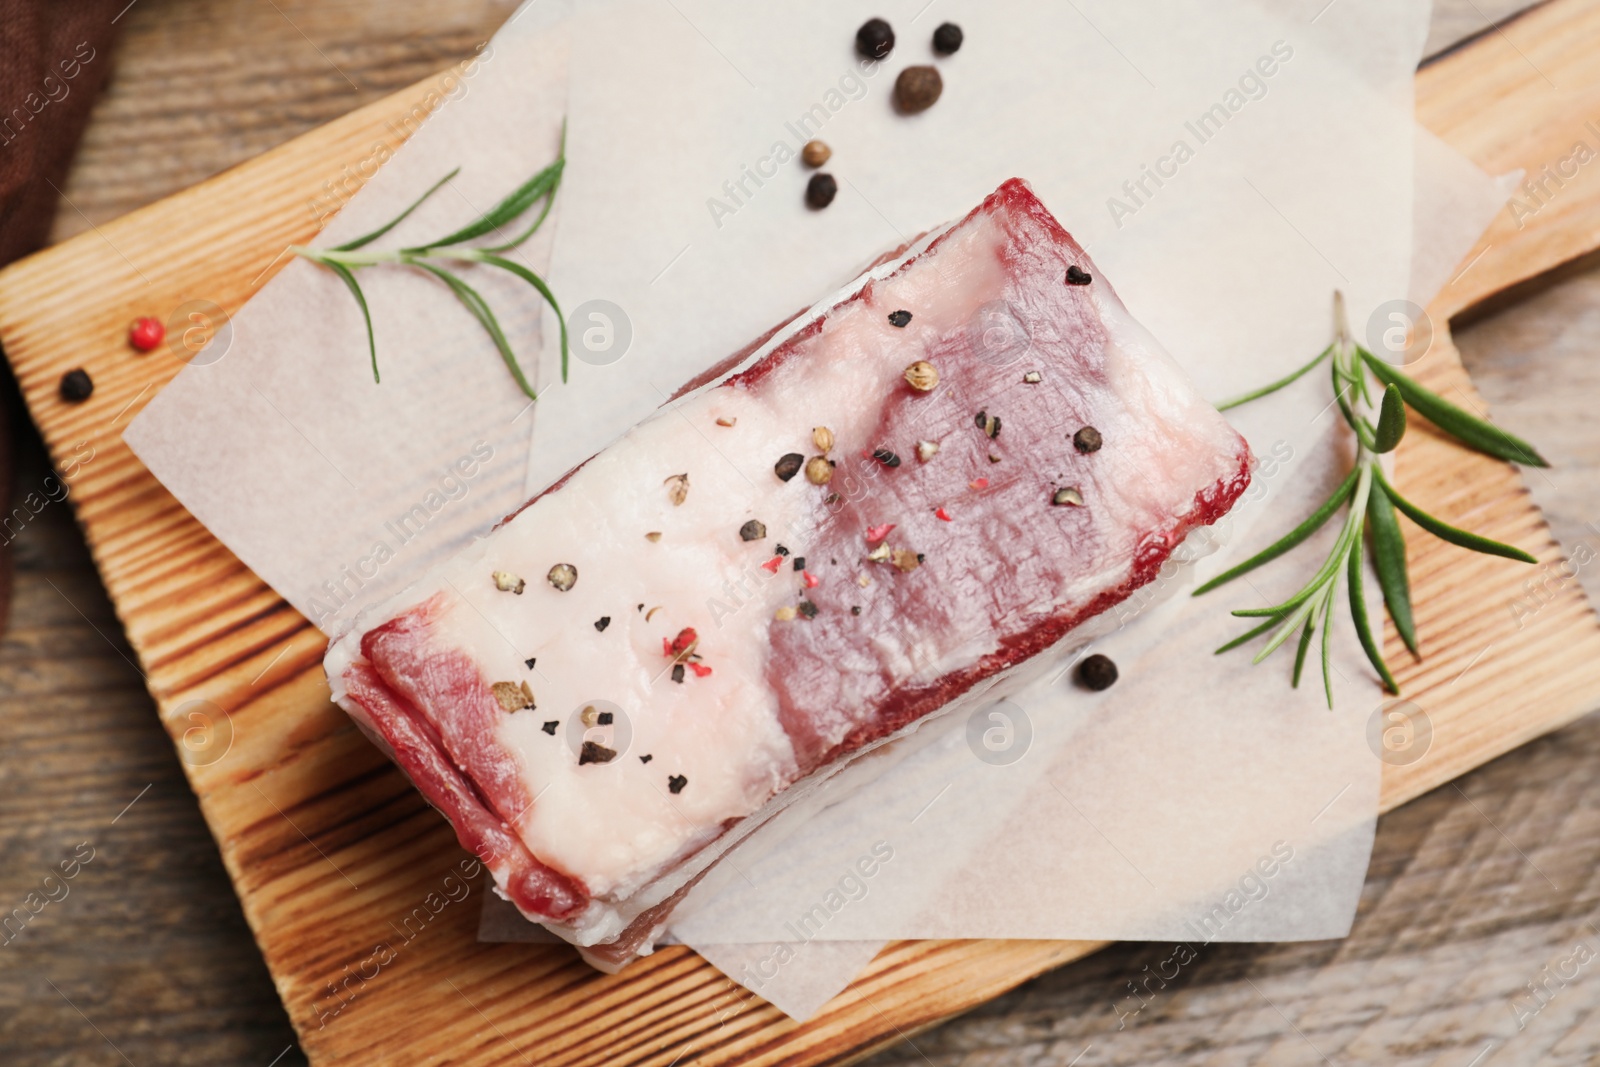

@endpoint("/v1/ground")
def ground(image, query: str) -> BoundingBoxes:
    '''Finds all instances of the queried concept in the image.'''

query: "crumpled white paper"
[126,0,1507,1024]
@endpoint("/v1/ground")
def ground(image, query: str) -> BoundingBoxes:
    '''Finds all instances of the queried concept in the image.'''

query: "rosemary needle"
[1198,291,1541,706]
[291,139,569,402]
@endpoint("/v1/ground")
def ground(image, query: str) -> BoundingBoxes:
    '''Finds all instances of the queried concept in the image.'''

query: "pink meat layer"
[349,616,587,920]
[333,178,1252,953]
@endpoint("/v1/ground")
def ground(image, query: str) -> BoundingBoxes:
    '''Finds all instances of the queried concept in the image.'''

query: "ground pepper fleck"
[775,452,805,481]
[797,600,819,619]
[541,720,559,735]
[524,657,537,670]
[640,754,654,763]
[740,519,767,542]
[872,448,902,468]
[668,774,689,794]
[580,741,618,766]
[887,309,913,328]
[1066,265,1093,286]
[672,664,686,684]
[792,556,806,571]
[597,711,614,725]
[594,616,611,632]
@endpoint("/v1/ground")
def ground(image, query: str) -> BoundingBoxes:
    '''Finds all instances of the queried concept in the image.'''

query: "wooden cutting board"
[3,2,1600,1062]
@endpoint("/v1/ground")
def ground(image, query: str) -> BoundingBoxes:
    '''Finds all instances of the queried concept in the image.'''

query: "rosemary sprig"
[1198,292,1541,706]
[291,138,568,401]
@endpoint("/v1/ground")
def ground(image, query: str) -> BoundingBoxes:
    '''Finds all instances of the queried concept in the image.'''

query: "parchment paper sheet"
[125,0,1507,1024]
[124,12,571,636]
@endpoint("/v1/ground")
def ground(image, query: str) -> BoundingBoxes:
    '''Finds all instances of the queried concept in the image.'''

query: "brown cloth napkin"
[0,0,126,633]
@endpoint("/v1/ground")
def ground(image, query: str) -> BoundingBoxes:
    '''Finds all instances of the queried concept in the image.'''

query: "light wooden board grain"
[3,2,1600,1063]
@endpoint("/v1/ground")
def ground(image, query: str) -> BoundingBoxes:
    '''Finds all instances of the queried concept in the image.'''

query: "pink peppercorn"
[129,316,165,352]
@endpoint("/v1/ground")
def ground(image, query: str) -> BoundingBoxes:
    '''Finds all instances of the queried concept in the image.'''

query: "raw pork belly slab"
[326,179,1252,968]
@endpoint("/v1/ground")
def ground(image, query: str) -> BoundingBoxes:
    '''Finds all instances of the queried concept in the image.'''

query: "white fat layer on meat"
[1091,285,1245,529]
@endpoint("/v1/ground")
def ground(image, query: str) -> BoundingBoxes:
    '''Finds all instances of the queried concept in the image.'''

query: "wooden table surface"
[1,2,1592,1065]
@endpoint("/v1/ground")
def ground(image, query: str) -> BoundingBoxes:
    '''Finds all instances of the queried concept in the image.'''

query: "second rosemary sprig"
[292,138,569,402]
[1197,292,1543,706]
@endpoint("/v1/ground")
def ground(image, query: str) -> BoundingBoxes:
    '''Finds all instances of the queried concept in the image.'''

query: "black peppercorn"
[1066,265,1093,286]
[856,17,895,59]
[59,368,93,402]
[1074,426,1103,454]
[807,173,839,209]
[1077,654,1119,691]
[932,22,963,55]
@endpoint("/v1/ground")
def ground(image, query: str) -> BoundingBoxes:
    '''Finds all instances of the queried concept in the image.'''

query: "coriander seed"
[547,563,578,592]
[887,309,912,328]
[492,570,526,594]
[1052,487,1085,507]
[904,360,938,392]
[664,472,690,506]
[805,456,835,485]
[813,425,835,453]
